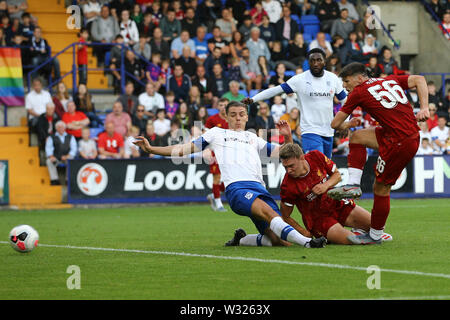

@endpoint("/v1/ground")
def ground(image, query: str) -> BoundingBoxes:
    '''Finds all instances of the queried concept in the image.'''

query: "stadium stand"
[0,0,449,207]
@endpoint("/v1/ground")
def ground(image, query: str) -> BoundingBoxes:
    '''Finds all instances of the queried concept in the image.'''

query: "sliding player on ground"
[133,101,327,248]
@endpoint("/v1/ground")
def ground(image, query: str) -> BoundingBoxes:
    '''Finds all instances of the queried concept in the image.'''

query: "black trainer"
[225,228,247,246]
[307,236,327,248]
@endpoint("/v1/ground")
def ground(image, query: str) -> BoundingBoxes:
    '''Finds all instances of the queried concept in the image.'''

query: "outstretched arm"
[242,85,286,105]
[133,136,198,157]
[268,120,293,158]
[280,202,312,238]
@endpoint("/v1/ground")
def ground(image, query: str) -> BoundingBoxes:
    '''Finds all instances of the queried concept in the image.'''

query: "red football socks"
[371,194,391,231]
[213,184,221,199]
[348,143,367,170]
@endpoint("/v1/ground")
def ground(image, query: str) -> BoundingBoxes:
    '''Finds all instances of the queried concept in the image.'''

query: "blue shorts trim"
[225,181,281,234]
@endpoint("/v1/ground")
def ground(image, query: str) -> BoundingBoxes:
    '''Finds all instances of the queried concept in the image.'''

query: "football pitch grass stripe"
[2,241,450,280]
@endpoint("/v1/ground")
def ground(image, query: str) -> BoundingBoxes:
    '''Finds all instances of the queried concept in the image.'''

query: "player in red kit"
[327,62,429,244]
[279,143,392,244]
[204,98,229,212]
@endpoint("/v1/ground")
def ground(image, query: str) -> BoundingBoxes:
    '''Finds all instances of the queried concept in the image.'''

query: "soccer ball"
[9,225,39,253]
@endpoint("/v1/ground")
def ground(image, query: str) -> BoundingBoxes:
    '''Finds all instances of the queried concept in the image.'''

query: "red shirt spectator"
[77,35,88,66]
[62,101,89,138]
[97,121,125,158]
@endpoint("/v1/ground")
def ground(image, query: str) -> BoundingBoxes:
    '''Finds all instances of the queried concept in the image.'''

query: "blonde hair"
[279,143,304,160]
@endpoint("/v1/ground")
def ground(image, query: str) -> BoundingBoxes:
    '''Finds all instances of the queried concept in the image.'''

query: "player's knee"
[349,130,362,144]
[373,181,391,196]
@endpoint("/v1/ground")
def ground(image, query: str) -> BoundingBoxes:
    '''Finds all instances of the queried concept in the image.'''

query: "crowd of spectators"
[2,0,449,184]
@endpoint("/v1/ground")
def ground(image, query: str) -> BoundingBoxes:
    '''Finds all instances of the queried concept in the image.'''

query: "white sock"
[347,168,363,186]
[214,198,223,208]
[269,216,311,246]
[239,234,272,247]
[370,227,383,240]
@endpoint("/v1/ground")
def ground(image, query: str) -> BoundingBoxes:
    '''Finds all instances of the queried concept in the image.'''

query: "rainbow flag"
[0,48,25,106]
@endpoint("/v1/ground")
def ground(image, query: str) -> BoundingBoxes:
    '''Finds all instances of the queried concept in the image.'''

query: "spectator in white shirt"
[270,95,286,123]
[419,121,432,144]
[153,108,171,138]
[78,127,98,159]
[25,77,52,131]
[138,82,165,118]
[309,32,333,58]
[262,0,282,24]
[119,9,139,46]
[430,116,450,154]
[416,138,436,155]
[124,125,141,159]
[83,0,101,30]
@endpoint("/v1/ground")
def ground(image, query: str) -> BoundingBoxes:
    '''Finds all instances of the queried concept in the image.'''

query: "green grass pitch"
[0,199,449,300]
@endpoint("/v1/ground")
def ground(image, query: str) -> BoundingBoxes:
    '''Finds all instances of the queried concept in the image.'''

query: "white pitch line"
[2,241,450,280]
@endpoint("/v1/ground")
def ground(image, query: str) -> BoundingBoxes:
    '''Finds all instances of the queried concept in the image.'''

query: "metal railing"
[420,0,450,39]
[361,0,401,50]
[26,41,152,95]
[420,72,450,98]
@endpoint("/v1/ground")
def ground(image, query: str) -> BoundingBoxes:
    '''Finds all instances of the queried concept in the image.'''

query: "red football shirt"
[77,37,88,65]
[280,150,344,231]
[341,75,419,139]
[97,132,124,154]
[62,111,88,138]
[205,113,228,129]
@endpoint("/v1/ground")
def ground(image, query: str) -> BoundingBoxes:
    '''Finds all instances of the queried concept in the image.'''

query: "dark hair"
[307,48,326,60]
[225,101,247,114]
[339,62,369,79]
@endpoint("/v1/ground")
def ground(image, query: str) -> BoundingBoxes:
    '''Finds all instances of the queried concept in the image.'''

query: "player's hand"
[241,97,253,105]
[312,183,328,195]
[133,136,152,153]
[276,120,292,137]
[348,117,361,128]
[416,108,430,122]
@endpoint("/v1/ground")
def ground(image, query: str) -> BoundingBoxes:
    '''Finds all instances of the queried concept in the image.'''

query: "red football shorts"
[374,127,420,185]
[308,199,356,238]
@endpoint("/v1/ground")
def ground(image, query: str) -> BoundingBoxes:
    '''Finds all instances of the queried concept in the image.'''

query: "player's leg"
[228,228,290,247]
[212,173,226,211]
[250,197,325,248]
[369,181,392,240]
[327,128,379,200]
[207,160,226,211]
[343,205,371,232]
[321,136,334,159]
[325,223,355,245]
